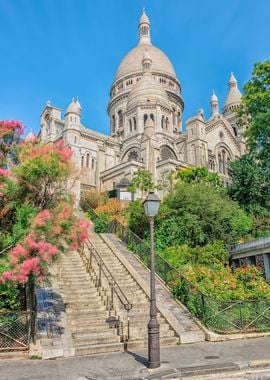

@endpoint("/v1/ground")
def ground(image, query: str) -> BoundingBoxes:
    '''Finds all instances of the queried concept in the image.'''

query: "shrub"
[80,189,108,210]
[95,199,128,225]
[94,213,109,233]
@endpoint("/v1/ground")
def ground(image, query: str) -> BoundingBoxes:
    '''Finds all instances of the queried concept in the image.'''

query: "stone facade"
[39,10,246,198]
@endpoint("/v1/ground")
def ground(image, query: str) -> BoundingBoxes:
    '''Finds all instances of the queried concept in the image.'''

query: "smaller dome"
[223,73,242,110]
[66,98,81,115]
[127,52,170,111]
[127,74,170,110]
[211,90,218,102]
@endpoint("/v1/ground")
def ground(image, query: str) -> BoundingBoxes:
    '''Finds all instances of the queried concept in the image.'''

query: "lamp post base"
[148,317,160,369]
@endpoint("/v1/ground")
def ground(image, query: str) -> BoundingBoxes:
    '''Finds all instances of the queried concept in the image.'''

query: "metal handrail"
[85,239,132,311]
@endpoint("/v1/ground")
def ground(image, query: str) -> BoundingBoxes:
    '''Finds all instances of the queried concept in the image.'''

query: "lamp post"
[143,191,161,369]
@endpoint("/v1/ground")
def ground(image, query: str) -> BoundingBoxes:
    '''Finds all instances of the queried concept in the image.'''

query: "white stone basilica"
[40,11,245,198]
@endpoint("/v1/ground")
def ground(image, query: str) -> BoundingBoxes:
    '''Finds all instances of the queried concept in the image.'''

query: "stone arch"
[215,143,233,175]
[121,143,141,162]
[160,145,177,161]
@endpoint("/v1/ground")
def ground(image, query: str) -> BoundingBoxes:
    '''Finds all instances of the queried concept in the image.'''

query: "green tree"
[128,169,156,199]
[154,182,252,250]
[229,60,270,235]
[240,60,270,161]
[176,167,222,188]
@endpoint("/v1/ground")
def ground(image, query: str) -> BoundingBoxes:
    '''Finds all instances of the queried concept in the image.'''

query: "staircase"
[86,232,179,348]
[57,250,123,356]
[55,229,205,356]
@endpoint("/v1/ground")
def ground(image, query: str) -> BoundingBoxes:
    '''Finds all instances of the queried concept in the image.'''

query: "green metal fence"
[107,219,270,334]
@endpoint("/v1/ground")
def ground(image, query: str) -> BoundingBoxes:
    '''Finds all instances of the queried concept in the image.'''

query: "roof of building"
[114,11,177,81]
[126,52,170,110]
[223,73,242,107]
[66,98,81,115]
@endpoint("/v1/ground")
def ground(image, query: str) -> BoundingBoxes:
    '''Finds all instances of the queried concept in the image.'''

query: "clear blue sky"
[0,0,269,136]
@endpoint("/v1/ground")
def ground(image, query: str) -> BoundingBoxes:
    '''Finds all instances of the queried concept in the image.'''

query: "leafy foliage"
[128,169,156,198]
[94,213,109,233]
[125,200,149,238]
[161,242,229,268]
[176,167,222,189]
[154,182,252,250]
[229,60,270,236]
[0,121,89,296]
[80,188,108,210]
[172,265,270,301]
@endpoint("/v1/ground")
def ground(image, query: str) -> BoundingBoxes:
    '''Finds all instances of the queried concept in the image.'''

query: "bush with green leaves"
[94,213,109,233]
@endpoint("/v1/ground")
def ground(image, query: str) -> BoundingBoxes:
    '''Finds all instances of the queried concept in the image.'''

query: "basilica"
[40,10,245,199]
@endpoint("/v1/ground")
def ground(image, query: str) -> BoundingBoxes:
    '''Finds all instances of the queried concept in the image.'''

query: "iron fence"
[107,219,270,334]
[0,311,35,351]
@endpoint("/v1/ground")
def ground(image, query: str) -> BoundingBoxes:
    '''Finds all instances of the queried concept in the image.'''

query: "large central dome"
[115,44,176,80]
[114,10,177,82]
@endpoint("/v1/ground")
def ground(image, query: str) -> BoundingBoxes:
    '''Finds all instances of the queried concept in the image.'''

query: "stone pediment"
[205,117,239,151]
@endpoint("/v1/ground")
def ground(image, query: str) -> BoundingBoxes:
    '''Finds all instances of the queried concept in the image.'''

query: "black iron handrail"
[85,239,132,311]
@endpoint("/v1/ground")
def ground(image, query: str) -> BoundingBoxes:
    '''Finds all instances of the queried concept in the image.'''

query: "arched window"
[129,119,132,133]
[133,117,136,130]
[81,156,84,167]
[86,153,90,168]
[143,114,148,125]
[74,136,77,144]
[218,153,222,173]
[217,147,231,175]
[128,150,139,161]
[150,113,154,122]
[161,115,165,129]
[172,107,176,125]
[191,144,196,165]
[112,115,116,133]
[201,144,206,166]
[166,117,169,130]
[160,146,176,161]
[118,110,123,128]
[178,111,181,128]
[91,159,95,169]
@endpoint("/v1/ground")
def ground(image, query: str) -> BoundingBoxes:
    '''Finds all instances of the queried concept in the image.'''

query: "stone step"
[74,342,123,356]
[73,334,120,346]
[66,306,107,318]
[127,336,179,349]
[69,316,115,326]
[71,325,116,333]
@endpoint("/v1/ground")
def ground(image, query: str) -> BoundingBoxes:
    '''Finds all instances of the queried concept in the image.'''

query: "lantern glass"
[143,192,160,217]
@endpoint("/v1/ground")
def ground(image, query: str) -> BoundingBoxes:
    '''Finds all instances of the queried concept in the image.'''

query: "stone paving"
[1,337,270,379]
[102,233,205,344]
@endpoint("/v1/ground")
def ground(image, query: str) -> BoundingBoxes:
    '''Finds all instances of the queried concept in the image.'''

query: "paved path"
[1,337,270,379]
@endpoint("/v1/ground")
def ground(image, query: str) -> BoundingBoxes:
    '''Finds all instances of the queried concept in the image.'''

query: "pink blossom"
[0,271,13,283]
[34,210,51,227]
[0,168,10,177]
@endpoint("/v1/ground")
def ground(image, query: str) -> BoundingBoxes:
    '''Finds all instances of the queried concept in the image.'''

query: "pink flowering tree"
[0,121,89,311]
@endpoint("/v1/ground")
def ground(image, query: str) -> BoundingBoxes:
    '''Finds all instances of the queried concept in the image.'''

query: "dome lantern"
[138,9,151,46]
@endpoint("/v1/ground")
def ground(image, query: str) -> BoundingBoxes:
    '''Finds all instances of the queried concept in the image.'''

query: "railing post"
[239,301,244,330]
[89,247,93,270]
[98,258,102,288]
[110,280,115,310]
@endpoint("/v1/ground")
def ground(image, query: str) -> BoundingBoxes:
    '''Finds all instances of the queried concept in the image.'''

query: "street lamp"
[143,191,161,369]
